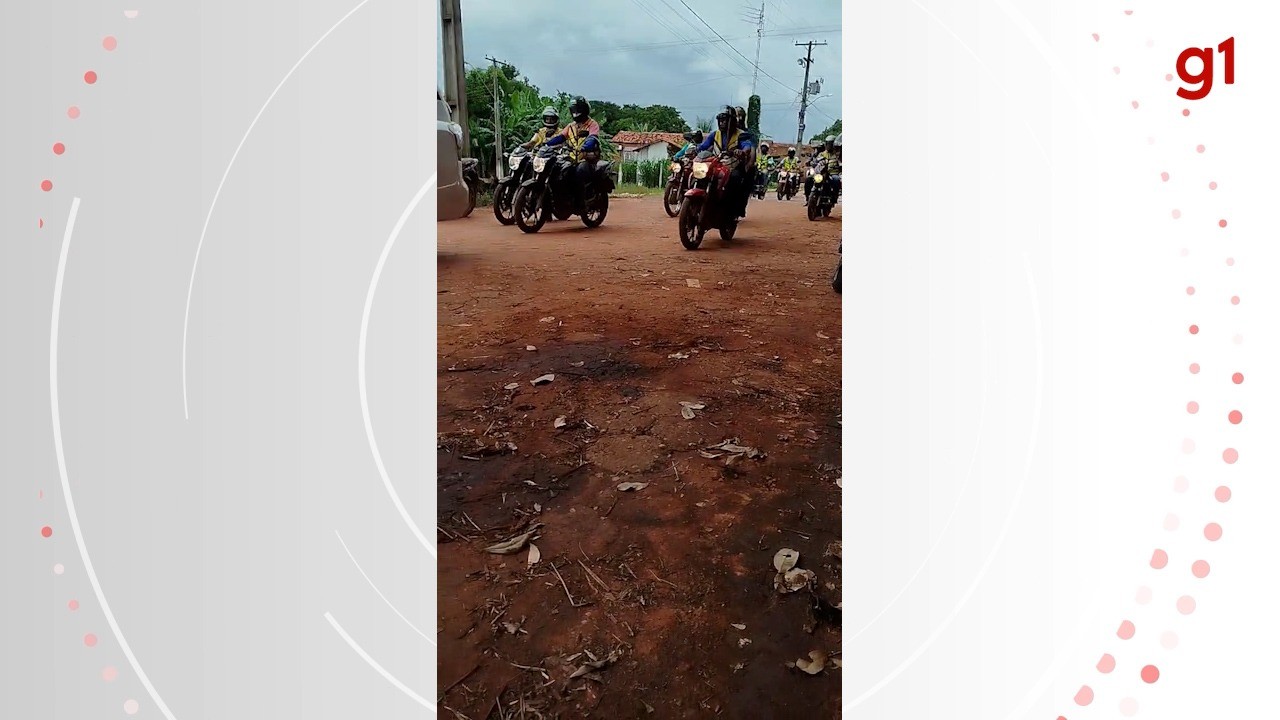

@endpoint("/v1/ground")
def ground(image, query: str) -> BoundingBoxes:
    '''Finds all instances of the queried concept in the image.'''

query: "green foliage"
[808,119,842,144]
[694,116,713,132]
[618,159,668,188]
[747,95,761,134]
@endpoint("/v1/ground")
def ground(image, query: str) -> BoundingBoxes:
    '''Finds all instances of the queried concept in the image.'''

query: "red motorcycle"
[677,148,743,250]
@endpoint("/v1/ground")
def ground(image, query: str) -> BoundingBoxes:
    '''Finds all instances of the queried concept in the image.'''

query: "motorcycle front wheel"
[807,196,820,221]
[663,183,682,218]
[513,186,549,234]
[678,196,704,250]
[493,183,516,225]
[719,218,738,242]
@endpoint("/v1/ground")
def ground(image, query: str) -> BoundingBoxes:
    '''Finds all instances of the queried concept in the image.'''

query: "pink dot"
[1161,171,1170,182]
[1205,522,1223,541]
[1162,630,1179,649]
[1172,209,1182,219]
[84,633,98,647]
[1232,372,1244,384]
[1186,285,1194,295]
[1177,595,1197,614]
[84,70,97,84]
[1182,108,1191,116]
[1216,485,1232,502]
[124,699,139,715]
[1174,475,1190,492]
[1164,513,1180,531]
[1166,73,1174,81]
[1097,654,1116,673]
[68,599,79,611]
[1229,410,1242,424]
[1075,685,1095,706]
[38,218,44,229]
[41,525,53,537]
[102,666,118,682]
[1192,560,1210,578]
[1141,664,1160,683]
[1181,438,1195,454]
[1120,698,1139,717]
[1118,619,1136,639]
[103,36,118,51]
[1092,33,1100,42]
[1150,550,1168,569]
[1231,295,1240,305]
[1209,181,1218,189]
[1132,100,1140,109]
[1136,585,1152,604]
[1113,66,1121,74]
[1196,144,1205,153]
[1188,324,1198,334]
[1186,401,1199,414]
[41,180,53,192]
[1226,257,1235,266]
[1219,219,1228,228]
[1223,447,1239,464]
[53,142,65,155]
[67,105,80,119]
[1189,363,1200,374]
[53,563,64,575]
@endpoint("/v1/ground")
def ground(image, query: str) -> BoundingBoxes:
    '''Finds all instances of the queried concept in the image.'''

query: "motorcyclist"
[754,142,770,194]
[694,105,754,218]
[805,136,841,199]
[779,147,800,194]
[542,96,602,209]
[520,106,561,149]
[673,130,705,161]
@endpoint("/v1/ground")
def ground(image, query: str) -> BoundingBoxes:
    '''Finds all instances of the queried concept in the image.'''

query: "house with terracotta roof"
[612,130,688,162]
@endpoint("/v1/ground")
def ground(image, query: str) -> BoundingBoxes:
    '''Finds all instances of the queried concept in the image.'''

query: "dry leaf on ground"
[531,374,555,385]
[617,482,649,492]
[774,548,800,573]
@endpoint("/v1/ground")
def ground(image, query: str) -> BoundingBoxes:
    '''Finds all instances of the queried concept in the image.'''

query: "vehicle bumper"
[437,166,470,221]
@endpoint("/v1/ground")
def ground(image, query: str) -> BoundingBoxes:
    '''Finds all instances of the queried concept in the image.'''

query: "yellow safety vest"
[712,129,741,152]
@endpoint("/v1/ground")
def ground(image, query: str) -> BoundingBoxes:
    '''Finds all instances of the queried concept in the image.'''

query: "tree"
[808,119,842,144]
[747,95,761,134]
[695,116,713,132]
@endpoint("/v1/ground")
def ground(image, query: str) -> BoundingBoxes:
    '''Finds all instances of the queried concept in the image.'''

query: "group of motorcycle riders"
[510,96,841,223]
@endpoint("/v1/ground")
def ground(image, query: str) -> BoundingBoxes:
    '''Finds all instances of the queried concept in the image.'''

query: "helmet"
[834,134,842,148]
[716,106,733,135]
[824,135,835,151]
[693,129,704,143]
[541,106,559,129]
[735,106,747,127]
[569,96,590,123]
[787,147,796,156]
[759,143,770,155]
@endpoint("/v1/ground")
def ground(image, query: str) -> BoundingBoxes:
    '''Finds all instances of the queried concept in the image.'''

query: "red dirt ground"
[437,194,842,718]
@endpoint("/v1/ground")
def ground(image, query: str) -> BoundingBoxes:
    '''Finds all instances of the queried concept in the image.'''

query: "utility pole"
[748,2,765,97]
[439,0,469,153]
[485,56,504,180]
[795,40,827,146]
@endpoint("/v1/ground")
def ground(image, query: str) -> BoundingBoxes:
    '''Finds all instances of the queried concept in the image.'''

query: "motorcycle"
[832,243,842,293]
[806,160,839,221]
[663,157,693,217]
[677,148,742,250]
[753,167,768,199]
[493,147,533,225]
[776,169,799,201]
[460,158,482,217]
[512,143,614,234]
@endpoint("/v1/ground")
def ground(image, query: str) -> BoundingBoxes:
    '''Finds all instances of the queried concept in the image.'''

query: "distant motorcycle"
[493,147,532,225]
[776,170,799,201]
[753,169,767,200]
[663,157,693,218]
[677,148,742,250]
[806,160,839,221]
[512,143,614,234]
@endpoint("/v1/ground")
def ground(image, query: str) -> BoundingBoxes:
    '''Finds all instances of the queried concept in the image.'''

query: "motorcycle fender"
[520,178,543,189]
[683,188,708,199]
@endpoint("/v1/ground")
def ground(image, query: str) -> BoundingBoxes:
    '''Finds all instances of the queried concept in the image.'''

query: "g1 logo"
[1177,37,1234,100]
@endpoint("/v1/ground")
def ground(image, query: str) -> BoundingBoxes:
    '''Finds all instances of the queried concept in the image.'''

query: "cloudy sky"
[436,0,841,144]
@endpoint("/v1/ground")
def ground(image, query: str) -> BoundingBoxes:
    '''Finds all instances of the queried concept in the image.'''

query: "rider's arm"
[673,143,689,160]
[543,133,566,147]
[696,135,714,152]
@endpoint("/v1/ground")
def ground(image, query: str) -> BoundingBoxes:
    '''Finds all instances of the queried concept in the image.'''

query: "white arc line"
[847,256,1045,710]
[324,612,435,711]
[181,0,371,419]
[335,530,435,645]
[52,198,179,720]
[360,176,437,558]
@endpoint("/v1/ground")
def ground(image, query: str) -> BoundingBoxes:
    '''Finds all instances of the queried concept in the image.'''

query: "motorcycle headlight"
[692,162,710,179]
[814,173,824,183]
[670,162,680,173]
[533,157,548,172]
[509,155,523,169]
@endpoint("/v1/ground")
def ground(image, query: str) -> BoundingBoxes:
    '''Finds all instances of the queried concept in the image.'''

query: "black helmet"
[570,96,590,123]
[824,135,835,151]
[693,129,704,143]
[759,143,770,154]
[734,106,747,128]
[541,106,559,129]
[716,106,733,134]
[787,147,796,156]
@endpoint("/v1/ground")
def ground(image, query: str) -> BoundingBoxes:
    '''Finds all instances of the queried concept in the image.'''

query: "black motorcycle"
[753,167,768,199]
[512,144,614,234]
[493,147,533,225]
[806,160,839,221]
[460,157,481,217]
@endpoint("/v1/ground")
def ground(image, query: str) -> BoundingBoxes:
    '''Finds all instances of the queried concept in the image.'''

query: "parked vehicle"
[436,91,470,221]
[664,156,693,217]
[511,144,613,234]
[493,146,533,225]
[806,159,839,221]
[677,149,742,250]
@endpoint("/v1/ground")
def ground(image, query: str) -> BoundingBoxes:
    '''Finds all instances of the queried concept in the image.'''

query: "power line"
[668,0,809,100]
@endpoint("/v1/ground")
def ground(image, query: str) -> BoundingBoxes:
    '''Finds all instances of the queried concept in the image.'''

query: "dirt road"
[436,194,843,718]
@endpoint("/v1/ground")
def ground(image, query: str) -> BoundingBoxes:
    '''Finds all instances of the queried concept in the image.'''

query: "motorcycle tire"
[832,259,841,293]
[582,193,609,228]
[776,187,784,201]
[678,196,704,250]
[493,183,516,225]
[462,182,478,218]
[663,184,682,218]
[513,186,548,234]
[807,197,820,221]
[719,219,738,242]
